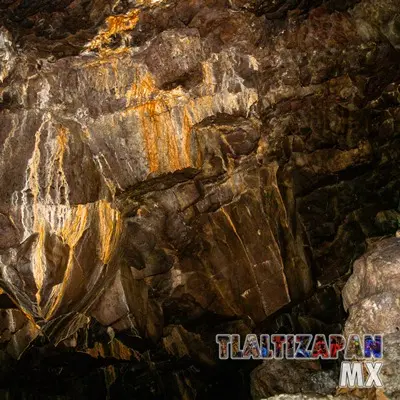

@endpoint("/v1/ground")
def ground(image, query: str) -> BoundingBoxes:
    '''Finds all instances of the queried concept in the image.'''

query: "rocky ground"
[0,0,399,398]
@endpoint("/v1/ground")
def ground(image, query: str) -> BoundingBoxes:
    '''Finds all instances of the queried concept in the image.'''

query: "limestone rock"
[0,27,15,83]
[251,360,338,399]
[265,395,360,400]
[343,237,400,335]
[341,238,400,399]
[0,0,399,397]
[379,332,400,398]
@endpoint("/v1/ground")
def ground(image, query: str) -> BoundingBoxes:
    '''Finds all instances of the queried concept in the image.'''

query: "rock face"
[343,237,400,336]
[0,0,400,398]
[342,237,400,400]
[251,237,400,400]
[265,396,359,400]
[251,359,338,398]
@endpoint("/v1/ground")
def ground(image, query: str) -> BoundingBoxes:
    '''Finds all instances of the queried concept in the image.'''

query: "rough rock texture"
[343,237,400,335]
[265,395,360,400]
[342,237,400,400]
[253,237,400,400]
[0,0,400,398]
[251,359,338,398]
[379,332,400,399]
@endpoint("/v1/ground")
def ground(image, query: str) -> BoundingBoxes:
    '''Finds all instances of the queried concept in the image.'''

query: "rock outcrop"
[343,237,400,336]
[252,236,400,400]
[342,237,400,400]
[0,0,400,398]
[251,359,338,398]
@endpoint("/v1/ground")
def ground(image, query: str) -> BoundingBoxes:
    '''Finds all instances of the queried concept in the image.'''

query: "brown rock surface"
[0,0,399,398]
[341,237,400,400]
[343,237,400,335]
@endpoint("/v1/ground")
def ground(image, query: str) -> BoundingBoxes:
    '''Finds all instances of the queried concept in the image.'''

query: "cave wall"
[0,0,399,398]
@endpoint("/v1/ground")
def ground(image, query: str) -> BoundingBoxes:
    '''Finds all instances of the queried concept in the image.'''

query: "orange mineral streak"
[90,58,125,97]
[126,69,197,172]
[33,223,46,306]
[136,100,183,173]
[126,71,206,173]
[45,126,70,203]
[133,0,164,5]
[201,62,216,96]
[180,95,215,169]
[59,205,89,249]
[139,101,160,172]
[97,200,122,264]
[45,201,122,320]
[27,120,47,305]
[79,58,126,99]
[79,47,132,72]
[182,108,195,167]
[86,339,133,361]
[44,205,89,319]
[87,10,140,54]
[125,70,155,107]
[165,110,182,171]
[83,56,223,175]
